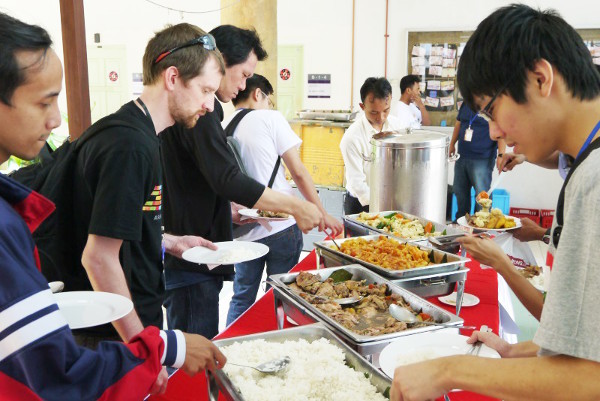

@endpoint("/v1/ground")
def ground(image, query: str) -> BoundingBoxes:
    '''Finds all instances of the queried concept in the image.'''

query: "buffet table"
[151,250,500,401]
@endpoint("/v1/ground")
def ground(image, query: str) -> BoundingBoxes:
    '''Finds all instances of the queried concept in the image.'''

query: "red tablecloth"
[151,251,499,401]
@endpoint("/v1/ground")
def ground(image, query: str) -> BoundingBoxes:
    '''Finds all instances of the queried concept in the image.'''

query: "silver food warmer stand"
[207,323,391,401]
[313,235,470,315]
[268,264,464,361]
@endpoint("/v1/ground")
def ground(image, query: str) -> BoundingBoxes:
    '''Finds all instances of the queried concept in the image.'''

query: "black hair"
[360,77,392,103]
[458,4,600,110]
[400,75,421,94]
[0,12,53,106]
[232,73,273,106]
[210,25,268,67]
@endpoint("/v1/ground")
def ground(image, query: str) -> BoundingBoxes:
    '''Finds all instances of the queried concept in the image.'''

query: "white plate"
[238,208,292,221]
[457,215,522,232]
[182,241,269,265]
[53,291,134,329]
[379,331,500,379]
[438,292,480,307]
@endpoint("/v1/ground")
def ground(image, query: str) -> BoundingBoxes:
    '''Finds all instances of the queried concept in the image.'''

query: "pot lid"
[370,129,448,148]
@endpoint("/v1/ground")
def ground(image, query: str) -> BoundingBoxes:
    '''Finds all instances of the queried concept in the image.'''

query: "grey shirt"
[534,150,600,362]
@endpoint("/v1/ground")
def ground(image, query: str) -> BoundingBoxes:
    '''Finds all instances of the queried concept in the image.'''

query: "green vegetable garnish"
[384,212,397,219]
[442,229,447,235]
[383,386,391,399]
[329,269,353,283]
[376,222,386,229]
[364,372,370,379]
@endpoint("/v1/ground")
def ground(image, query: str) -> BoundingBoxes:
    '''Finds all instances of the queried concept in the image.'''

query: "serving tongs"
[429,232,489,248]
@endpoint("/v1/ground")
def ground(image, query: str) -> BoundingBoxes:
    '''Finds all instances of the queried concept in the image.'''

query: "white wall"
[2,0,594,209]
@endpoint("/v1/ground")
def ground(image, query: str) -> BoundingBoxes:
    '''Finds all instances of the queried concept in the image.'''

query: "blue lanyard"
[576,119,600,160]
[468,113,478,128]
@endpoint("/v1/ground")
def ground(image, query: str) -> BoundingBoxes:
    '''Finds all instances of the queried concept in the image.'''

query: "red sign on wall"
[108,71,119,82]
[280,68,290,80]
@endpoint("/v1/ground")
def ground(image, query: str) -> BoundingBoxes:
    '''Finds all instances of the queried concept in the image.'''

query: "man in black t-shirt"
[67,23,225,361]
[161,25,324,338]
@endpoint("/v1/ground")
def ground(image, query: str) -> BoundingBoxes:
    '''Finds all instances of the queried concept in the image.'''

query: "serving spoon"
[389,304,476,330]
[227,356,291,374]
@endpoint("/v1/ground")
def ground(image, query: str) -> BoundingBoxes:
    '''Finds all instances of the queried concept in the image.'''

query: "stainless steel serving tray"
[314,234,470,279]
[207,323,391,401]
[296,109,358,121]
[343,210,463,243]
[268,265,463,357]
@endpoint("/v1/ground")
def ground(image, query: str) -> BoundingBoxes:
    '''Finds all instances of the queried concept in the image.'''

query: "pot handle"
[448,153,460,162]
[361,153,373,162]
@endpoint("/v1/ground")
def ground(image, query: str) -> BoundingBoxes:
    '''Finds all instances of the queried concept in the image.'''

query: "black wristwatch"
[542,228,552,244]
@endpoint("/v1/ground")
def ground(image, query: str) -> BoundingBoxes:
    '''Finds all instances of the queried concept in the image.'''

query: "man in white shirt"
[340,77,405,214]
[395,74,431,129]
[223,74,343,324]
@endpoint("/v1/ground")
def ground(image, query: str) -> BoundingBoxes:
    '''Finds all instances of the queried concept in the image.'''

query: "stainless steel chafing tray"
[269,265,463,358]
[343,210,463,244]
[314,234,470,280]
[296,109,358,121]
[206,323,391,401]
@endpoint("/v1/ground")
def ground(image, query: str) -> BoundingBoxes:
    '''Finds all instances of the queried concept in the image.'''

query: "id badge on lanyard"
[464,113,477,142]
[464,126,473,142]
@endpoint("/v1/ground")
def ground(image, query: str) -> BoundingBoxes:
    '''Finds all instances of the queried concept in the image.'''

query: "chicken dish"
[288,271,434,336]
[467,191,517,229]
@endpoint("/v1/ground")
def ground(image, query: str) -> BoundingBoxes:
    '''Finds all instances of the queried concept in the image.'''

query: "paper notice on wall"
[594,57,600,66]
[412,45,426,56]
[442,68,456,78]
[429,56,443,66]
[442,48,456,59]
[412,57,425,67]
[441,80,455,91]
[443,58,456,68]
[429,66,443,76]
[419,82,426,93]
[412,66,426,76]
[440,96,455,107]
[425,97,440,107]
[431,46,444,56]
[307,74,331,98]
[427,80,441,90]
[132,72,143,96]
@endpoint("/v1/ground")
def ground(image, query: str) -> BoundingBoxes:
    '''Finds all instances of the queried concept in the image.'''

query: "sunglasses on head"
[154,34,217,65]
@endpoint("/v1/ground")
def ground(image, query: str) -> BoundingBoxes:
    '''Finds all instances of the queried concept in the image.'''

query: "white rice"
[217,248,260,263]
[220,338,387,401]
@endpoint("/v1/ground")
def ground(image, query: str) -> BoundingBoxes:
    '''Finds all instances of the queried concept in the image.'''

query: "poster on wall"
[307,74,331,99]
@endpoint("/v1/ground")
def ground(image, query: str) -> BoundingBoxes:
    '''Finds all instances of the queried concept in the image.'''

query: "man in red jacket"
[0,12,225,400]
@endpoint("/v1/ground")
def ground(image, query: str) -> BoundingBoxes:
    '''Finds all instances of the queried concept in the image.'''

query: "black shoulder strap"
[556,137,600,226]
[74,118,144,152]
[224,108,280,188]
[224,108,255,137]
[268,157,281,188]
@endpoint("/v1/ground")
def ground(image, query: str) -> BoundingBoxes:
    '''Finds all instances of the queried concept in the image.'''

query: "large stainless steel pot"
[367,130,455,223]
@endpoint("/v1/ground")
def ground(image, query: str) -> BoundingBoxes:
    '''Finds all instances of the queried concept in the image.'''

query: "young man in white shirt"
[223,74,343,324]
[340,77,405,214]
[395,74,431,129]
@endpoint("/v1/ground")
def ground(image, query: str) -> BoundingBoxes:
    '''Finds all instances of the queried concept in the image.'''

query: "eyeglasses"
[154,34,217,65]
[260,90,275,109]
[477,83,509,123]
